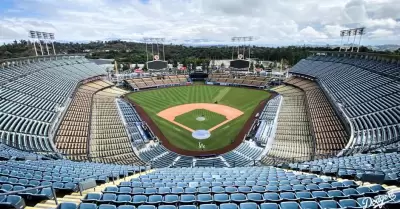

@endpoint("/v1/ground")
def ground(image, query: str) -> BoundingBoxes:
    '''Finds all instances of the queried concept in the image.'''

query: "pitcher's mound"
[192,130,211,140]
[196,116,206,121]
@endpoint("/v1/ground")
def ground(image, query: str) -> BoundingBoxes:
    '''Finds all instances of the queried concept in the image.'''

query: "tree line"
[1,40,399,66]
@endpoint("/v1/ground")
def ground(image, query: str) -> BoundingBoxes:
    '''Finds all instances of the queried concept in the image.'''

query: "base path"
[157,103,244,133]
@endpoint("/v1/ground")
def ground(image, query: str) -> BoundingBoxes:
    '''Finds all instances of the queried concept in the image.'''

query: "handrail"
[0,184,58,205]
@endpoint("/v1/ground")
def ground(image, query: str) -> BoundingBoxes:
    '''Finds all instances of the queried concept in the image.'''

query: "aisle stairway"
[27,170,154,209]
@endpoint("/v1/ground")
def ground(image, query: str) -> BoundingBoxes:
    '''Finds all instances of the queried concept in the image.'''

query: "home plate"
[192,130,211,140]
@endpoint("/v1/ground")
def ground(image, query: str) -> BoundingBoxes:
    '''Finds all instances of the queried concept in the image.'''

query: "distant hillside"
[1,40,399,66]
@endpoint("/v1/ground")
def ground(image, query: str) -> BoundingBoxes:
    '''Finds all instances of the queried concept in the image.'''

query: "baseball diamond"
[127,85,270,153]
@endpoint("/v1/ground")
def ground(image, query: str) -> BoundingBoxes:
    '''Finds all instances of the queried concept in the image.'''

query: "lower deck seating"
[90,89,143,165]
[55,81,112,161]
[262,85,313,164]
[285,77,348,156]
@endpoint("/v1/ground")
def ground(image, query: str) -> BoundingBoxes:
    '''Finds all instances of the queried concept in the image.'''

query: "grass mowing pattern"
[127,85,270,151]
[174,109,227,131]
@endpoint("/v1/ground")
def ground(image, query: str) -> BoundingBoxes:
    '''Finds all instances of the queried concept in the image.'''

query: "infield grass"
[174,109,227,130]
[127,85,270,151]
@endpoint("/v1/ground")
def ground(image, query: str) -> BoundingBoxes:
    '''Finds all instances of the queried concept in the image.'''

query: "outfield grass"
[127,85,270,151]
[174,109,227,130]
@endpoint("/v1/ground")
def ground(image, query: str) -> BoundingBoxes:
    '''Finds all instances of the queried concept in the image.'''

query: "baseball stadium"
[0,4,400,209]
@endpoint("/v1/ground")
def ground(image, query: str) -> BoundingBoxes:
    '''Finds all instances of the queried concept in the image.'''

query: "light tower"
[339,27,365,53]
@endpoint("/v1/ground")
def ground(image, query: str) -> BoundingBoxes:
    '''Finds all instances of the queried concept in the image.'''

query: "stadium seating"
[0,144,48,160]
[139,144,178,168]
[284,77,348,156]
[125,76,188,90]
[253,95,282,145]
[117,99,149,146]
[90,87,143,165]
[293,152,400,185]
[0,56,105,154]
[290,54,400,153]
[207,74,267,88]
[262,85,313,164]
[75,167,400,209]
[0,158,147,208]
[55,80,112,161]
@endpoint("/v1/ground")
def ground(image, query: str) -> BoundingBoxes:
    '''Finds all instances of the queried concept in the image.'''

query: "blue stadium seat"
[280,201,301,209]
[327,190,347,200]
[163,194,179,204]
[197,194,213,204]
[319,200,341,209]
[137,205,156,209]
[311,191,332,200]
[0,195,26,209]
[199,204,218,209]
[239,202,258,209]
[99,204,117,209]
[339,199,363,209]
[117,187,132,195]
[118,206,135,209]
[147,195,162,205]
[171,187,184,194]
[263,192,281,203]
[158,187,171,195]
[300,201,321,209]
[159,205,176,209]
[342,188,363,198]
[115,195,131,205]
[78,203,97,209]
[225,186,238,194]
[212,186,225,194]
[214,194,230,204]
[231,193,247,203]
[180,194,196,204]
[260,203,279,209]
[57,202,78,209]
[220,203,238,209]
[295,192,314,201]
[247,193,264,203]
[251,186,265,193]
[280,192,298,202]
[81,193,102,203]
[132,195,147,205]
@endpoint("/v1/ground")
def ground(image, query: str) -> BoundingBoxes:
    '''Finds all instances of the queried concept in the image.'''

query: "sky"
[0,0,399,46]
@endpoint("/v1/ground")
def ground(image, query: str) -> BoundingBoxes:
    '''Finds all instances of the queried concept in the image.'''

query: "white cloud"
[299,26,329,39]
[368,28,394,38]
[0,0,399,45]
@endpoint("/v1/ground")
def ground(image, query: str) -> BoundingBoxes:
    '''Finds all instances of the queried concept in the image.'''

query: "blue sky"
[1,0,400,45]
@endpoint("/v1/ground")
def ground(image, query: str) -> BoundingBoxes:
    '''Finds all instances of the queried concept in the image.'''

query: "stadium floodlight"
[42,32,50,55]
[339,27,365,53]
[143,37,166,65]
[49,33,56,55]
[231,36,255,60]
[29,30,38,56]
[28,30,57,56]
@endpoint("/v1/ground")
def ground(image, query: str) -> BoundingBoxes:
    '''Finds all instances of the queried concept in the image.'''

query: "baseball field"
[127,85,270,152]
